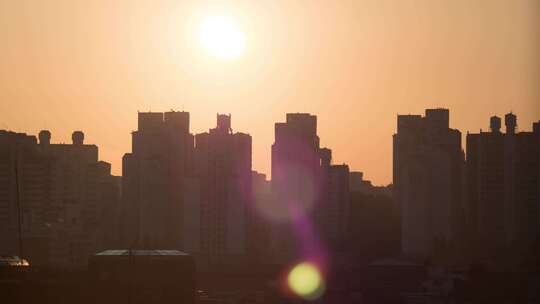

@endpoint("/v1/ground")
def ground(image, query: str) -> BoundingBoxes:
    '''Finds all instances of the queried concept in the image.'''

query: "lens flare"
[287,262,325,300]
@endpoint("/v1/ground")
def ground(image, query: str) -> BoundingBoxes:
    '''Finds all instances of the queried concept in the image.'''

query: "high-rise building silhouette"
[122,111,194,250]
[194,114,252,264]
[315,147,350,250]
[466,114,540,260]
[271,113,322,261]
[271,113,350,262]
[393,109,464,259]
[0,131,41,260]
[0,130,119,269]
[272,113,321,209]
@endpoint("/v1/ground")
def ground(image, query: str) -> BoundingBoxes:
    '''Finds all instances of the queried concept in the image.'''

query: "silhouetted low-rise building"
[348,184,399,261]
[89,250,195,304]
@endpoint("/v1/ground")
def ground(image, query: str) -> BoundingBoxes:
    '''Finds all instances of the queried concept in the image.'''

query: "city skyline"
[1,108,538,302]
[2,0,539,185]
[1,1,539,302]
[2,108,539,186]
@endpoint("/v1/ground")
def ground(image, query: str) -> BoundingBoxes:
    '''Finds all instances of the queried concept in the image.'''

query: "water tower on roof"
[72,131,84,145]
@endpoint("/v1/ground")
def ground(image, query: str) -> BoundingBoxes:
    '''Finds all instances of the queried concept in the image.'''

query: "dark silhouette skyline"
[2,109,539,262]
[1,108,539,303]
[1,1,539,302]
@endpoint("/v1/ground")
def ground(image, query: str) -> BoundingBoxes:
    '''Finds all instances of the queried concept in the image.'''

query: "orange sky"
[1,0,539,185]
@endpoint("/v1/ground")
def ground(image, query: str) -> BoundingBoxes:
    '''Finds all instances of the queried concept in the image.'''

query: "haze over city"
[2,1,540,303]
[2,0,539,184]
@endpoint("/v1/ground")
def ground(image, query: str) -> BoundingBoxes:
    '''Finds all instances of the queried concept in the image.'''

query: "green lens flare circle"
[287,262,325,300]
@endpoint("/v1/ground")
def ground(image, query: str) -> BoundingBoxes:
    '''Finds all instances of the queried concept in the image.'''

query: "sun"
[198,15,246,60]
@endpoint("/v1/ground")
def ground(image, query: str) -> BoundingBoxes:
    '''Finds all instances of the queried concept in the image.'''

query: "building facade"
[122,111,194,250]
[0,130,120,269]
[271,113,322,262]
[393,109,464,259]
[194,114,252,264]
[270,113,351,263]
[466,114,540,260]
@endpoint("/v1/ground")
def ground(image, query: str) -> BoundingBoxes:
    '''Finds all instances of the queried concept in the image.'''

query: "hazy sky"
[1,0,539,184]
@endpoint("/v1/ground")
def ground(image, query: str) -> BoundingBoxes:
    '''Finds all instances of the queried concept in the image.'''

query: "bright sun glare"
[199,16,245,60]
